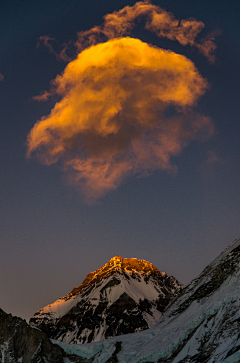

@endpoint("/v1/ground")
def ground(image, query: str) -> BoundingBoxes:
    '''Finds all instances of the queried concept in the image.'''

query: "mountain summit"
[30,256,183,344]
[51,238,240,363]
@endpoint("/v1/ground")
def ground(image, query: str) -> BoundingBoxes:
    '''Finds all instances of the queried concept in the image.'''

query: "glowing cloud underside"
[27,37,213,200]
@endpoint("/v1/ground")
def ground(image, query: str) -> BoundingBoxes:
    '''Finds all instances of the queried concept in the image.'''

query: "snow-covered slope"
[52,238,240,362]
[30,255,183,344]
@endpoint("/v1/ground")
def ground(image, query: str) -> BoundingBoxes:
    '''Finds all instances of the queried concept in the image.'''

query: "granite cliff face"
[29,256,183,344]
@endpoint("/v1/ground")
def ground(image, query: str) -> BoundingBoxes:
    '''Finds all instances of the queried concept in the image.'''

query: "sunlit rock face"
[29,256,183,344]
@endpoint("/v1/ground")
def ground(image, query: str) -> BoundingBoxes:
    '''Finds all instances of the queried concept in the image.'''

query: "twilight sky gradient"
[1,0,240,321]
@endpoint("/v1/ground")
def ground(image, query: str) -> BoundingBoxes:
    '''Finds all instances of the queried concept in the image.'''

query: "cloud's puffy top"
[38,1,217,64]
[76,1,217,62]
[27,37,213,200]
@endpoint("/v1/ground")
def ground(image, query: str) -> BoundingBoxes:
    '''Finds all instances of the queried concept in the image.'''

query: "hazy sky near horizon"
[1,0,240,321]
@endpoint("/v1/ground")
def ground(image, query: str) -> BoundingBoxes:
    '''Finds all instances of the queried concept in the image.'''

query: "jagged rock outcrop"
[51,238,240,363]
[0,308,64,362]
[30,256,183,344]
[0,308,99,362]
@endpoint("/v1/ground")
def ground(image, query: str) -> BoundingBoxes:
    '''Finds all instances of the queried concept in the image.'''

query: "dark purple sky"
[1,0,240,321]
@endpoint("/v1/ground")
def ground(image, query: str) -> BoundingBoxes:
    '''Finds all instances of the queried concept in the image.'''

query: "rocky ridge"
[29,255,183,344]
[0,307,100,362]
[0,308,64,362]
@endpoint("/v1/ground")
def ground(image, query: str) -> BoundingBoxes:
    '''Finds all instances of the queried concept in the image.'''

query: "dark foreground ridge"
[0,308,93,362]
[0,308,64,362]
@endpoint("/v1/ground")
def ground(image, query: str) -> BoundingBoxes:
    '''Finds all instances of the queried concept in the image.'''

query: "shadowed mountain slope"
[0,308,64,362]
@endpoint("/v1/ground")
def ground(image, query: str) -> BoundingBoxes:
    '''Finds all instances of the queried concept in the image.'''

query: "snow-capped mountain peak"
[29,256,183,344]
[3,240,240,362]
[52,238,240,363]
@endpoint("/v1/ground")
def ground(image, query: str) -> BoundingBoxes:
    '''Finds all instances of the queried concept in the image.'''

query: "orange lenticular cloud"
[27,37,213,200]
